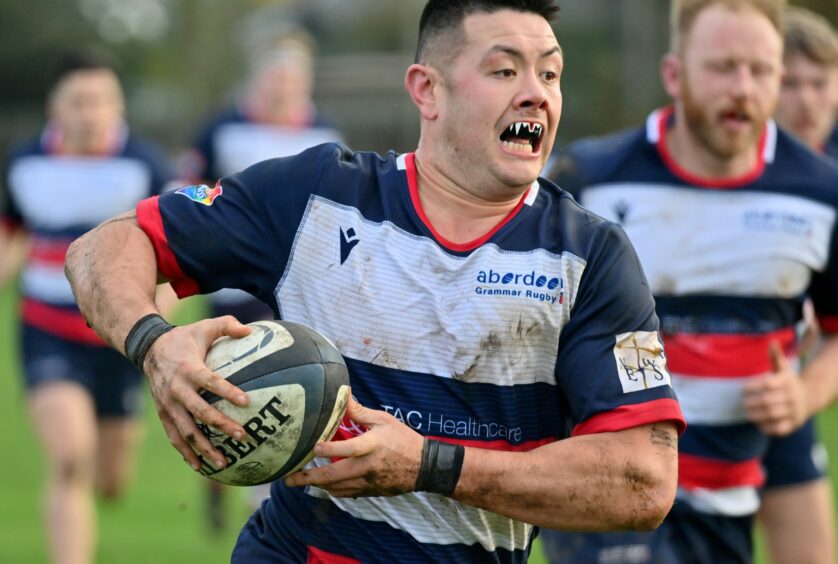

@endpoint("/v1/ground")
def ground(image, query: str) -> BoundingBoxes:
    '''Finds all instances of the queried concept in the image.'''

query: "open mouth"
[720,109,752,127]
[500,121,544,154]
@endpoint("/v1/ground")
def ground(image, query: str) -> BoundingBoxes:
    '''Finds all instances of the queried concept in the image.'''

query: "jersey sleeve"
[556,220,685,436]
[810,217,838,334]
[136,143,339,305]
[2,148,25,231]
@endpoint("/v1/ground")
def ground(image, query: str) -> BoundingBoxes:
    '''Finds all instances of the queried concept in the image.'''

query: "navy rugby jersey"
[2,125,172,345]
[550,108,838,517]
[137,144,685,563]
[824,125,838,160]
[181,105,342,308]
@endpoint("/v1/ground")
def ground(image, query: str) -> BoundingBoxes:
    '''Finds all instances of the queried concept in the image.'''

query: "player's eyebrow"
[487,44,563,61]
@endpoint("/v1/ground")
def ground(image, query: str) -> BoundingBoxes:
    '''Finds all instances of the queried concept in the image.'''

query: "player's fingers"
[285,458,355,488]
[319,478,382,498]
[768,340,788,374]
[208,315,252,341]
[158,406,205,470]
[167,402,229,468]
[314,432,376,459]
[193,365,248,407]
[171,380,246,441]
[344,396,390,427]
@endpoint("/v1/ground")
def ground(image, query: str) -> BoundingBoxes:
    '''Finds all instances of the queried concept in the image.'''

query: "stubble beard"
[681,78,763,161]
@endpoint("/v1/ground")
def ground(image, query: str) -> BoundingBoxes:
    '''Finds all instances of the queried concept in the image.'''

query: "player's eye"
[495,69,516,78]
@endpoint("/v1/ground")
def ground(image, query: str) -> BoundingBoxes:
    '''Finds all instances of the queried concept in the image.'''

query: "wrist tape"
[414,439,465,497]
[124,313,174,372]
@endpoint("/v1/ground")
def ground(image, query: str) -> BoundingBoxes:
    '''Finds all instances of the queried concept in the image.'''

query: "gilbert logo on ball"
[193,320,350,486]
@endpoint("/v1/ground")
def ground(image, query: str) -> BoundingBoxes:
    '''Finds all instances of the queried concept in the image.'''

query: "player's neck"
[413,150,524,245]
[58,131,112,156]
[665,117,761,180]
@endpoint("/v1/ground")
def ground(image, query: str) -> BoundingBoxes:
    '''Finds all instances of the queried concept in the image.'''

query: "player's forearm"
[0,227,28,290]
[452,423,678,531]
[802,336,838,415]
[65,211,161,351]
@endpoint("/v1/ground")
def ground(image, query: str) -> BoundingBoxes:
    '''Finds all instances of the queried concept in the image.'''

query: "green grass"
[1,283,836,563]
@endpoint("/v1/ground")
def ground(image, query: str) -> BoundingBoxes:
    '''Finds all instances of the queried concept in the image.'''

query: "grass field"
[1,283,836,563]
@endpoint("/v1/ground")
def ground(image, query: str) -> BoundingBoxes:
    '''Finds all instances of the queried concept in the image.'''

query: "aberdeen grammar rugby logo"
[176,183,223,206]
[474,269,564,305]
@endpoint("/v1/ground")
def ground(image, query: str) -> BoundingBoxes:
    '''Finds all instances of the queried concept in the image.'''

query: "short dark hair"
[415,0,560,64]
[50,49,119,92]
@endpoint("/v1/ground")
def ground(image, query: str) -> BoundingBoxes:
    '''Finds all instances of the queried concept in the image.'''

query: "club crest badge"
[175,183,222,206]
[613,331,671,393]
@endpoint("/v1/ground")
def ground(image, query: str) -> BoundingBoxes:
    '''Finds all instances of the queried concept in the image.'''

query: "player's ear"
[404,63,439,121]
[660,53,682,99]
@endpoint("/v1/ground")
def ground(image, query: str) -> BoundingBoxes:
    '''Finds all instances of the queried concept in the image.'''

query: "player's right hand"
[142,315,251,470]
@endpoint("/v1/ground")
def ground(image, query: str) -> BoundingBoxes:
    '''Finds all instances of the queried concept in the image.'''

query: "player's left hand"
[284,397,425,497]
[742,341,808,436]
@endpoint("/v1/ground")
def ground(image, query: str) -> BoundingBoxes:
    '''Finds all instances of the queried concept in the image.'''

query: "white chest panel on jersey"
[9,155,150,230]
[214,123,342,178]
[276,196,586,386]
[581,184,836,298]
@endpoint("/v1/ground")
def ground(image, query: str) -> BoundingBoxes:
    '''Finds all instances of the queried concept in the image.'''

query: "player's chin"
[497,160,543,185]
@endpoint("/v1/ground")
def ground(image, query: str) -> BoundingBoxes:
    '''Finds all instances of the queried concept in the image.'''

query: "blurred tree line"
[1,0,835,162]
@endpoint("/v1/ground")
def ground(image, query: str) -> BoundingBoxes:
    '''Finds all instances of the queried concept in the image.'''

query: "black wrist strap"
[124,313,174,372]
[415,439,465,497]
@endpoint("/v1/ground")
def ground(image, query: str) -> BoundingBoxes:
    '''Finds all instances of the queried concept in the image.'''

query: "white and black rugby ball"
[193,320,350,486]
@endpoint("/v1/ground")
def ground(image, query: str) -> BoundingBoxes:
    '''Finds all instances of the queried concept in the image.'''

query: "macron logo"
[340,227,360,265]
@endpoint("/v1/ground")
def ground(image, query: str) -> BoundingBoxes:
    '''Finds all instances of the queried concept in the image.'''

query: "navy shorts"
[540,502,754,564]
[762,418,828,489]
[22,324,143,418]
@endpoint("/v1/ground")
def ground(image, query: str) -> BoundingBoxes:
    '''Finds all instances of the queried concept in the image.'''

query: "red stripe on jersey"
[22,298,107,346]
[28,238,72,266]
[655,106,768,189]
[571,398,686,437]
[307,546,360,564]
[662,328,796,377]
[404,153,531,252]
[818,315,838,334]
[136,196,200,298]
[679,453,764,490]
[426,436,555,452]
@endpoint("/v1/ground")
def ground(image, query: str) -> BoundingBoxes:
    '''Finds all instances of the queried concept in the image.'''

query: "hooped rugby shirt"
[138,144,685,563]
[2,125,173,345]
[551,108,838,517]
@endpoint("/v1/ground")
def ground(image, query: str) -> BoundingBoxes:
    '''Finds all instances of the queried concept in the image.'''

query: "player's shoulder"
[772,128,838,199]
[546,127,645,192]
[534,177,636,259]
[6,137,44,163]
[229,142,388,195]
[123,134,169,162]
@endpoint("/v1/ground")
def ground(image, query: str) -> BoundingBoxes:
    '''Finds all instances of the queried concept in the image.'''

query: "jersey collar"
[396,152,539,252]
[646,106,777,189]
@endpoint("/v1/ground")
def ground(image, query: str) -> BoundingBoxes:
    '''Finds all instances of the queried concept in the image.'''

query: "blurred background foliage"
[1,0,835,161]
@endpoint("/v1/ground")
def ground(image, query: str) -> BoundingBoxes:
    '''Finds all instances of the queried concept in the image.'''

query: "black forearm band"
[414,439,465,497]
[124,313,174,372]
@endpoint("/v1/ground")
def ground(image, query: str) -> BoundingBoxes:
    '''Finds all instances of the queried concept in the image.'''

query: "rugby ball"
[193,320,350,486]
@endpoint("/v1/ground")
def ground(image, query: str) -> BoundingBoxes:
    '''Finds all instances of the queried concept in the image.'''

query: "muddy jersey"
[138,144,684,563]
[550,108,838,517]
[2,126,172,345]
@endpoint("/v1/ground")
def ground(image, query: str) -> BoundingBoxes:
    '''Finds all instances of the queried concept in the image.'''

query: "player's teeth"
[502,140,533,153]
[515,123,522,135]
